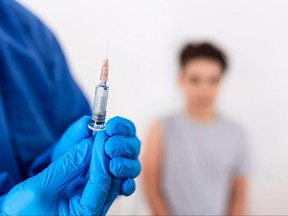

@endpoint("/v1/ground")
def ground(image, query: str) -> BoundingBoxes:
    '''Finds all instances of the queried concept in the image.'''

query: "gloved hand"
[66,116,141,215]
[1,116,141,215]
[52,116,141,200]
[1,139,101,215]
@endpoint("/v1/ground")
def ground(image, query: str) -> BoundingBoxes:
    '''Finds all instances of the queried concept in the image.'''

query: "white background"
[18,0,288,214]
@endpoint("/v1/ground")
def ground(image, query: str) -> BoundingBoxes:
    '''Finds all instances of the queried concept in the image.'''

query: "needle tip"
[106,40,109,58]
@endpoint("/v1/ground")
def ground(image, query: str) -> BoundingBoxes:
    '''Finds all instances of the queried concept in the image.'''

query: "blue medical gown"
[0,0,91,195]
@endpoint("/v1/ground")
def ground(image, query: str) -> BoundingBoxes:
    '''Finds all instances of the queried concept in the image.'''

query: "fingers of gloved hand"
[120,178,136,196]
[109,157,141,179]
[105,135,141,159]
[52,116,92,162]
[78,131,112,216]
[35,139,92,194]
[106,116,136,137]
[100,178,121,216]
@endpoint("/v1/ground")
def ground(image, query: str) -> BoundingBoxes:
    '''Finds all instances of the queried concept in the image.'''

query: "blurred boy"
[143,43,249,215]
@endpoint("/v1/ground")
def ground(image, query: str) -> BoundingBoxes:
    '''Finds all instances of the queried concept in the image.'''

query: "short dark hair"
[179,42,228,72]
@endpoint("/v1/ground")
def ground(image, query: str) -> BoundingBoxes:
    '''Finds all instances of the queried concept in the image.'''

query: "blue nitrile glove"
[1,139,109,215]
[1,116,141,216]
[52,116,141,200]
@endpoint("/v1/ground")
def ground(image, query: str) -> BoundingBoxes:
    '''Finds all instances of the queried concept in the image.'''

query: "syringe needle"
[106,40,109,59]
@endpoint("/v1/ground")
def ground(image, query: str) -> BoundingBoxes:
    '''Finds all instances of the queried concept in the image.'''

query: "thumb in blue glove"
[52,116,92,162]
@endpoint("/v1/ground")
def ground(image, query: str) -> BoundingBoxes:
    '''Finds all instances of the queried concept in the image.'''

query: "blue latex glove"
[66,116,141,215]
[52,116,141,199]
[1,116,141,215]
[1,140,101,215]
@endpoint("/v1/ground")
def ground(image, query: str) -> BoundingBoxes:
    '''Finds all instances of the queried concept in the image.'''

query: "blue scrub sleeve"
[22,19,91,177]
[0,172,15,206]
[0,0,90,179]
[0,172,15,196]
[26,33,91,176]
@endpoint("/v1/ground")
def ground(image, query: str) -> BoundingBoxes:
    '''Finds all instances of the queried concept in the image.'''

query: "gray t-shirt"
[162,112,249,215]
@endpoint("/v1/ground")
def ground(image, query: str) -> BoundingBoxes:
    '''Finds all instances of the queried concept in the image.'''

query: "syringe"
[87,55,110,132]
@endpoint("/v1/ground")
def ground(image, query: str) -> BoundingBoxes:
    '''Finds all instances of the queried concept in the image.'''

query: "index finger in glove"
[105,116,136,137]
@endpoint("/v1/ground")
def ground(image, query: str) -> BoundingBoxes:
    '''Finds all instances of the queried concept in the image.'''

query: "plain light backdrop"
[18,0,288,214]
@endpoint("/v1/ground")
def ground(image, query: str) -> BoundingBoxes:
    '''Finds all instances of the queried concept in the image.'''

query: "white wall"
[18,0,288,214]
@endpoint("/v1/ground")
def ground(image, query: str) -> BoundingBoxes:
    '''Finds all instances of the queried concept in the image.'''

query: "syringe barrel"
[92,82,109,126]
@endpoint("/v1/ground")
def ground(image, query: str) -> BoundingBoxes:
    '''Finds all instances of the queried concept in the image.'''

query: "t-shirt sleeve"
[232,128,250,177]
